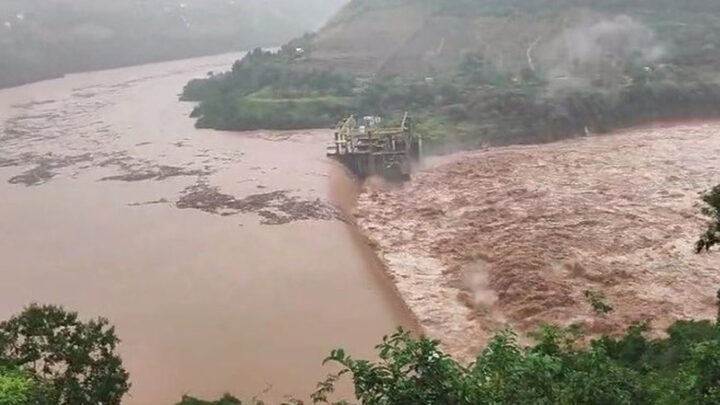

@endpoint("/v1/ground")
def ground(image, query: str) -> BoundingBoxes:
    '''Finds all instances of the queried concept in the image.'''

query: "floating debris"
[177,181,343,225]
[100,165,210,182]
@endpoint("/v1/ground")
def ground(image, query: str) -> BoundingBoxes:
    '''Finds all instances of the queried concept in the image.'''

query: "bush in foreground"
[309,318,720,405]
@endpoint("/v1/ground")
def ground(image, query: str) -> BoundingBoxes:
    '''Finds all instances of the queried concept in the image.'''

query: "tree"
[0,304,130,405]
[697,184,720,252]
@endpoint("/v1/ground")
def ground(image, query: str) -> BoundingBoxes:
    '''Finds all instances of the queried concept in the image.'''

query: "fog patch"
[542,15,665,88]
[459,259,498,312]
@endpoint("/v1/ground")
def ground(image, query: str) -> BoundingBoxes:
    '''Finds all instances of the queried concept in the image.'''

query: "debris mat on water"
[177,181,344,225]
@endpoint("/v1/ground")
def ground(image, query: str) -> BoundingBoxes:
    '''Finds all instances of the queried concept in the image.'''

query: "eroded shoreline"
[355,122,720,360]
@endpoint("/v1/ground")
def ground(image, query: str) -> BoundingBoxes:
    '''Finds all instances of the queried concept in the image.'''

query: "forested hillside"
[0,0,347,88]
[184,0,720,149]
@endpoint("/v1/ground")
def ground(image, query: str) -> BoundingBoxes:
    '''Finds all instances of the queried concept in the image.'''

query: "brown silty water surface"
[0,54,414,404]
[357,122,720,361]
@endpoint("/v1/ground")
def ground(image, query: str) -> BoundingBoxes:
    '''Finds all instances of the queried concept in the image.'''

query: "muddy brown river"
[0,54,413,404]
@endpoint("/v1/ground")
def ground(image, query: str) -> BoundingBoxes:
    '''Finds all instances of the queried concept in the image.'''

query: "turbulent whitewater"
[357,122,720,360]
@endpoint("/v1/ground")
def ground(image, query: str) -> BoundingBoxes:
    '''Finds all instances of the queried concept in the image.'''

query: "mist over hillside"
[0,0,347,88]
[303,0,720,79]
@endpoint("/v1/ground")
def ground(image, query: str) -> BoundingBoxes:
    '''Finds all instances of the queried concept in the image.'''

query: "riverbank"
[355,121,720,360]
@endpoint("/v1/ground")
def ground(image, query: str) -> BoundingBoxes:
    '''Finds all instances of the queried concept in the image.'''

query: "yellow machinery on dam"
[327,112,421,180]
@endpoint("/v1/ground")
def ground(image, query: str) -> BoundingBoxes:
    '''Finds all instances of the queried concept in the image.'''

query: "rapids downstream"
[357,121,720,360]
[0,54,413,404]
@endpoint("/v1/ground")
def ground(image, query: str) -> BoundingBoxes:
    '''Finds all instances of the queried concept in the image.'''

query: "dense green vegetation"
[182,39,357,130]
[183,0,720,149]
[185,49,720,148]
[309,317,720,405]
[0,0,345,88]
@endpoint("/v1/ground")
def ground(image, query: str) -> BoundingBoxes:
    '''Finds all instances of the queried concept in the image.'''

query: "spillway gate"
[326,112,421,180]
